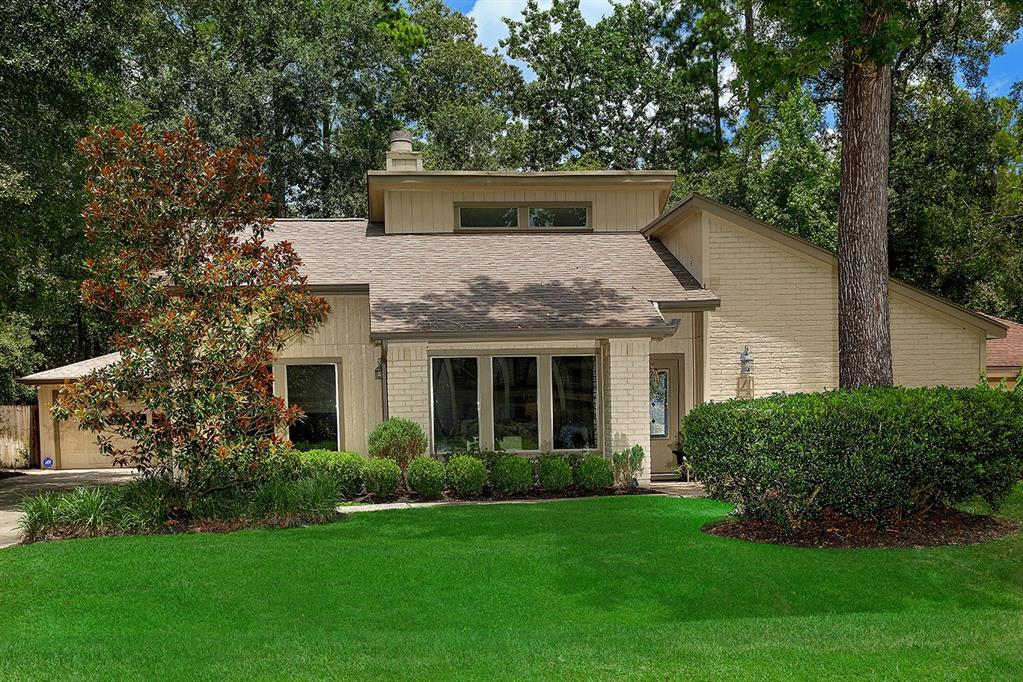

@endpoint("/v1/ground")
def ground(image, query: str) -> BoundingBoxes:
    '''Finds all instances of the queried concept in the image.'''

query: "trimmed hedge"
[447,455,487,497]
[491,455,533,496]
[575,455,613,491]
[298,450,364,499]
[684,386,1023,527]
[407,456,445,499]
[363,458,401,500]
[537,454,572,492]
[368,417,428,478]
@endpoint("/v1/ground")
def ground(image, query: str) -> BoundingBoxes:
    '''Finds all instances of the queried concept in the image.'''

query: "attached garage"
[19,353,124,469]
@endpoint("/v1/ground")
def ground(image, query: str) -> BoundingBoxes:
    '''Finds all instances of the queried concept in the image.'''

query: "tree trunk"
[837,8,894,388]
[743,0,757,121]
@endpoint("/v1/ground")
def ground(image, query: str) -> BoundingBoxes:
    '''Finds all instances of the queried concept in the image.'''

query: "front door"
[649,356,683,476]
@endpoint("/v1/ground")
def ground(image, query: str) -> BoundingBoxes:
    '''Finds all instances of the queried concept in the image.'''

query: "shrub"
[684,386,1023,527]
[537,454,572,492]
[363,457,401,499]
[491,455,533,496]
[247,472,339,526]
[446,455,487,497]
[299,450,364,499]
[576,455,613,491]
[368,417,428,481]
[407,456,446,499]
[447,440,504,473]
[612,445,645,489]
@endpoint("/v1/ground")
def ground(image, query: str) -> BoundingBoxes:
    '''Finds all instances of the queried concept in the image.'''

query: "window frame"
[276,360,343,452]
[428,356,482,454]
[454,201,592,232]
[490,354,542,453]
[549,354,600,452]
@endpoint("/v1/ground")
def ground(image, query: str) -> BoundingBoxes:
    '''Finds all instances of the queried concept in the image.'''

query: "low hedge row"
[683,386,1023,527]
[297,449,619,500]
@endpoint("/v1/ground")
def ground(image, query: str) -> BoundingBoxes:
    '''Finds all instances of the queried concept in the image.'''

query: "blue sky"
[443,0,1023,96]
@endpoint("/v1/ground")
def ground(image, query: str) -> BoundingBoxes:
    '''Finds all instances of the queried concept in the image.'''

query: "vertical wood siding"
[0,405,35,468]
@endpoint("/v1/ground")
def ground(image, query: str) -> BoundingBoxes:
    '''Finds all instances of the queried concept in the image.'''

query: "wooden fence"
[0,405,38,469]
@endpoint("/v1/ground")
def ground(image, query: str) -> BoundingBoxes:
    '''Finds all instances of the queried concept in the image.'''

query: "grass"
[1,487,1022,680]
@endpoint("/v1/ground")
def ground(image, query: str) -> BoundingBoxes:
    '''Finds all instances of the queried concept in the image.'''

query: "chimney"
[385,130,423,172]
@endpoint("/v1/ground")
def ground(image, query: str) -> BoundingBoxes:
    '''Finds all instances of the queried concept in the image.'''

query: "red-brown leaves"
[61,118,330,487]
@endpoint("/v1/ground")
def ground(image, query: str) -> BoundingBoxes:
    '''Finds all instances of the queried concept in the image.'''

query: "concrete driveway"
[0,469,134,548]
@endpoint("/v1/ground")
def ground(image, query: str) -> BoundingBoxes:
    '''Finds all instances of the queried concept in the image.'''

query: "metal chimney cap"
[389,130,413,143]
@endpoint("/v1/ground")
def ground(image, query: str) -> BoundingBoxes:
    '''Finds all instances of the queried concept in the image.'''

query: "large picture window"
[286,364,339,451]
[431,357,479,452]
[492,356,539,450]
[552,356,597,449]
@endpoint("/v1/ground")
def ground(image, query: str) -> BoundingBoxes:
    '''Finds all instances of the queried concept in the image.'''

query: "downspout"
[377,340,389,420]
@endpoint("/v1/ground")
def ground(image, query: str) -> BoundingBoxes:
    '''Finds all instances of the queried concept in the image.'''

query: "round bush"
[684,386,1023,527]
[575,455,613,491]
[537,455,572,492]
[363,458,401,500]
[446,455,487,498]
[491,455,533,496]
[407,456,446,499]
[299,450,364,499]
[368,417,428,478]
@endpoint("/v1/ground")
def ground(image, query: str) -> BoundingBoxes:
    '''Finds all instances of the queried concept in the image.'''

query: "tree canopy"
[2,0,1022,396]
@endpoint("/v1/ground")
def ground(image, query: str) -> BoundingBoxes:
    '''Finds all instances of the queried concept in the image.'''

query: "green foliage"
[299,450,365,499]
[685,387,1023,528]
[445,455,487,498]
[575,455,613,492]
[247,473,340,526]
[537,454,572,493]
[363,457,401,500]
[611,445,645,490]
[407,456,446,499]
[447,440,504,473]
[0,313,42,404]
[368,417,428,478]
[51,120,329,491]
[490,455,533,496]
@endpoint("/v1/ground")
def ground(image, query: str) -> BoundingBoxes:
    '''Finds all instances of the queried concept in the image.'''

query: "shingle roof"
[269,219,718,336]
[18,352,121,384]
[987,316,1023,370]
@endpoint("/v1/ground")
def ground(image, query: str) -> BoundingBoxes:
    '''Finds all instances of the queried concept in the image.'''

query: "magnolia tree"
[54,120,329,491]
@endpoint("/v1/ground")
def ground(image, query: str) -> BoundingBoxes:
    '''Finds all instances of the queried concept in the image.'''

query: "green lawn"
[2,488,1022,681]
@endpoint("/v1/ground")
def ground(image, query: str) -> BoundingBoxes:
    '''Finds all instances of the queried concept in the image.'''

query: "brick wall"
[601,338,652,484]
[384,342,431,437]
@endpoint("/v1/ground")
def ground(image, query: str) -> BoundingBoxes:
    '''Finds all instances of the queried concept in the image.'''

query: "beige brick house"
[20,131,1008,479]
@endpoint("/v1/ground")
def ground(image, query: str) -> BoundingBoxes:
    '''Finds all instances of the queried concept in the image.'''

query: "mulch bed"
[705,508,1019,549]
[0,470,27,479]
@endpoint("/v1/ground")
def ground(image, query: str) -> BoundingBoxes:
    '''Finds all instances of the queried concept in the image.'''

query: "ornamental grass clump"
[612,445,645,490]
[684,386,1023,528]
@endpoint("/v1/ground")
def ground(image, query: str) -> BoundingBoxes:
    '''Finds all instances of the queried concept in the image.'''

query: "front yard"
[2,488,1022,680]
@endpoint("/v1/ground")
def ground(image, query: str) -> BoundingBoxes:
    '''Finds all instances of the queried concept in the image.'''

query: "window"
[552,356,597,449]
[456,204,590,230]
[286,364,339,451]
[458,206,518,229]
[431,357,479,452]
[650,369,668,437]
[492,356,539,450]
[529,206,588,228]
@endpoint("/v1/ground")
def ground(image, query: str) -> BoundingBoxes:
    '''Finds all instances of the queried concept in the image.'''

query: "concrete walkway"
[0,469,134,548]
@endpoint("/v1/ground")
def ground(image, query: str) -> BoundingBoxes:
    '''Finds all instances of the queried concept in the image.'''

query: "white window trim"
[428,356,481,454]
[550,354,600,452]
[278,361,342,452]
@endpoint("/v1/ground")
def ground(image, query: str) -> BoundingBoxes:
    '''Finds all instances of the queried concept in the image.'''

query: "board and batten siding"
[657,210,986,402]
[276,293,382,455]
[384,189,662,233]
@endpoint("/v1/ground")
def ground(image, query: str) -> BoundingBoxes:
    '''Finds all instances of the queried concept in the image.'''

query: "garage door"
[55,418,115,468]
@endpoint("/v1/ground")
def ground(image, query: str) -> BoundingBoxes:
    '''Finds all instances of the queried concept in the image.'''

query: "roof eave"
[370,322,680,342]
